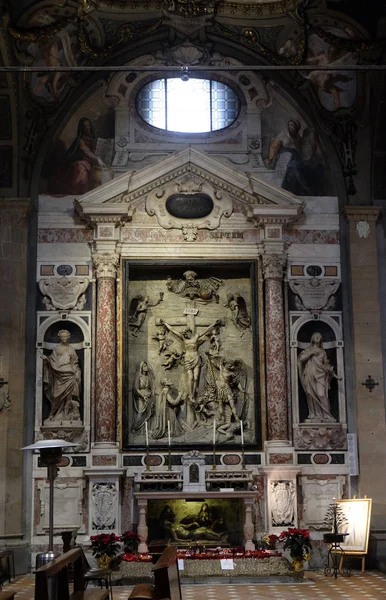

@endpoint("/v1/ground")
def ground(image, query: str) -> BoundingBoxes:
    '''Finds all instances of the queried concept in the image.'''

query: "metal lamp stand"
[22,440,78,568]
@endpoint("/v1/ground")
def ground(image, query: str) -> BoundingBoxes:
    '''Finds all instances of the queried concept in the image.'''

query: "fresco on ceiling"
[41,100,115,196]
[11,13,84,107]
[278,26,358,112]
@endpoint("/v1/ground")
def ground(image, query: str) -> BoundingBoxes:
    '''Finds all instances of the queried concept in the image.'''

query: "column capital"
[92,252,120,279]
[344,205,381,222]
[261,252,287,279]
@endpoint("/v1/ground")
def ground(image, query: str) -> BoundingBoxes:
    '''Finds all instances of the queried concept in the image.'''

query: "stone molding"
[344,205,381,222]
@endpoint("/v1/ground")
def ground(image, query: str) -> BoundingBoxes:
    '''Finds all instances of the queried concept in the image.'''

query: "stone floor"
[3,570,386,599]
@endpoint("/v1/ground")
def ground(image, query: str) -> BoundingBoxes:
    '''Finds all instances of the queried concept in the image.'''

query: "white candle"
[168,420,171,446]
[240,420,244,446]
[145,421,149,447]
[213,419,216,446]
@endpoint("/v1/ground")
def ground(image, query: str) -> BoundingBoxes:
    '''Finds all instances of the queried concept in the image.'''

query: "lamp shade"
[21,439,78,451]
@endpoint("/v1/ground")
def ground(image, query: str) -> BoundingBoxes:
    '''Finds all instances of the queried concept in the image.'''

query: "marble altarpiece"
[27,45,350,556]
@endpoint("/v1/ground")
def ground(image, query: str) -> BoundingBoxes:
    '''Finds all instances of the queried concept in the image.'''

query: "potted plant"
[121,530,141,555]
[279,528,312,573]
[90,533,121,568]
[262,533,279,551]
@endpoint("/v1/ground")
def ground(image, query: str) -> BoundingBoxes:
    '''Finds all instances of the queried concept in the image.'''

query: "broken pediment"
[75,147,303,239]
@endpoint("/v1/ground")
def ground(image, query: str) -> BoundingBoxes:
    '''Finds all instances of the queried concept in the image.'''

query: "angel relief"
[166,271,223,303]
[128,292,164,336]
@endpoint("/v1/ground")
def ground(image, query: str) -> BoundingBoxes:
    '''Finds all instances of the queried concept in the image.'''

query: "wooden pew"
[0,592,16,600]
[129,546,181,600]
[34,548,109,600]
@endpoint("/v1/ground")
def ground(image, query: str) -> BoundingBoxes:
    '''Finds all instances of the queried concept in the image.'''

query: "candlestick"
[145,421,150,470]
[145,421,149,447]
[240,419,244,446]
[212,419,216,471]
[240,419,245,469]
[168,420,171,446]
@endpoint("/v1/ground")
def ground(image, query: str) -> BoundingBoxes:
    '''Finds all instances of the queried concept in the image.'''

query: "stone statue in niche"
[159,317,224,403]
[166,270,223,303]
[152,378,184,440]
[131,361,155,433]
[297,332,340,423]
[42,329,82,423]
[91,482,117,530]
[160,505,228,543]
[270,481,295,527]
[128,292,164,336]
[224,292,251,335]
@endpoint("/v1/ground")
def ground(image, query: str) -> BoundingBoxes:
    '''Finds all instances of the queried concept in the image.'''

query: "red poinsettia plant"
[262,533,279,550]
[279,528,312,561]
[121,530,141,554]
[90,533,121,559]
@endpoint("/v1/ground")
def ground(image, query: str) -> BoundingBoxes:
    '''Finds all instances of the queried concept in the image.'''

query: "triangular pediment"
[75,147,303,228]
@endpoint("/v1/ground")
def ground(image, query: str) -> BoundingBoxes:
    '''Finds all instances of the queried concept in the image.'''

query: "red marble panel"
[284,230,340,244]
[269,453,293,464]
[265,278,287,441]
[95,277,116,442]
[38,228,94,243]
[92,455,117,466]
[313,454,329,464]
[223,454,242,466]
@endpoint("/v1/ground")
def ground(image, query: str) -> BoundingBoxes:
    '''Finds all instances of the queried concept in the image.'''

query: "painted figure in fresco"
[264,119,324,196]
[42,329,81,422]
[160,318,224,401]
[166,271,223,303]
[224,292,251,335]
[131,361,155,432]
[304,33,356,111]
[297,332,340,423]
[48,117,104,195]
[271,481,295,526]
[160,505,228,543]
[128,292,164,336]
[152,378,184,440]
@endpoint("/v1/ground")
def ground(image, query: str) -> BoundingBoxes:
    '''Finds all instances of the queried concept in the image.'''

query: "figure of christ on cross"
[158,308,224,428]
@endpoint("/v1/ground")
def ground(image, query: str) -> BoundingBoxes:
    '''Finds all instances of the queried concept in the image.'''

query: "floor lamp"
[22,439,78,566]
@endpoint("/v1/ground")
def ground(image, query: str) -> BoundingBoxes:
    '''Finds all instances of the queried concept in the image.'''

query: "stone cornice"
[246,204,303,227]
[344,205,381,222]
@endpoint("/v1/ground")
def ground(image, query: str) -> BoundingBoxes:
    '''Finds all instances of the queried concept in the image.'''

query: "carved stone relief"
[270,480,296,527]
[289,279,340,311]
[146,173,233,241]
[124,264,257,448]
[39,277,89,311]
[91,482,118,530]
[294,425,347,450]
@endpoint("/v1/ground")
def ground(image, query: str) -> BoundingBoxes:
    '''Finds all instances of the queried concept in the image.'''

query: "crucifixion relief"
[157,304,224,428]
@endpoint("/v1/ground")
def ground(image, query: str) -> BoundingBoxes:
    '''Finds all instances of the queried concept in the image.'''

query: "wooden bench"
[129,546,181,600]
[0,592,16,599]
[34,548,109,600]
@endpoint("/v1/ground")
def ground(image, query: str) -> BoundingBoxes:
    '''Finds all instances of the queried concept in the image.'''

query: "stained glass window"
[137,78,239,133]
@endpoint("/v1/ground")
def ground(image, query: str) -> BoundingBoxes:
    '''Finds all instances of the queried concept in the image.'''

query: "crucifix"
[156,303,224,429]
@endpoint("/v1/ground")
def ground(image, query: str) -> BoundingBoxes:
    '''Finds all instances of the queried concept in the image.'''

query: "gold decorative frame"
[336,498,372,554]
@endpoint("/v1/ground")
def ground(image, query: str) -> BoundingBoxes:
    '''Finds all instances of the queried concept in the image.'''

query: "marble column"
[261,252,288,441]
[244,498,256,550]
[93,253,120,444]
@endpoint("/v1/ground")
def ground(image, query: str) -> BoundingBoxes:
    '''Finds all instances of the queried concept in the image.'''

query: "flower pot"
[97,553,112,569]
[292,558,304,573]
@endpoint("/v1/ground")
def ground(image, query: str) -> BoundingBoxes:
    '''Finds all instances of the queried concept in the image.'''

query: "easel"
[335,496,371,574]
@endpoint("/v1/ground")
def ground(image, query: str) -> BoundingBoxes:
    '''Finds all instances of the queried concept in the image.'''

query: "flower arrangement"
[90,533,121,560]
[121,530,141,554]
[262,533,279,550]
[279,528,312,561]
